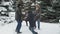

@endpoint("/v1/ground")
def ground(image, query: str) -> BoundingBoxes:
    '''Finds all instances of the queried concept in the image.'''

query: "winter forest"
[0,0,60,34]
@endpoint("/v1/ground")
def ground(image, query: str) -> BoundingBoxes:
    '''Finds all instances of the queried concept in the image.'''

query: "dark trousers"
[16,20,22,32]
[29,27,37,34]
[37,19,40,29]
[25,20,28,26]
[29,19,37,34]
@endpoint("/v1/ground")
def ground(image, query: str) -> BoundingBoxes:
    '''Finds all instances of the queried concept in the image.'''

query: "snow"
[0,7,7,11]
[0,21,60,34]
[2,1,13,6]
[0,12,60,34]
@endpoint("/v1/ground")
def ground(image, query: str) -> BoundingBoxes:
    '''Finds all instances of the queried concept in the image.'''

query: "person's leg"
[16,20,22,33]
[37,19,40,30]
[26,21,28,26]
[29,27,38,34]
[34,20,36,29]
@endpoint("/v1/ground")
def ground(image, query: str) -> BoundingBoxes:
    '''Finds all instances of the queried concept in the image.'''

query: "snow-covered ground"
[0,21,60,34]
[0,12,60,34]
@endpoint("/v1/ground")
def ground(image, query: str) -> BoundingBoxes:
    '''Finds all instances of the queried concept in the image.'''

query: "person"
[35,3,41,30]
[25,10,29,26]
[15,0,24,33]
[27,0,38,34]
[24,9,29,26]
[28,11,38,34]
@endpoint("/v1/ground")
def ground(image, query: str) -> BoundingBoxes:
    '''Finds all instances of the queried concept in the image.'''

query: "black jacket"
[28,11,36,27]
[15,7,22,20]
[15,0,23,20]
